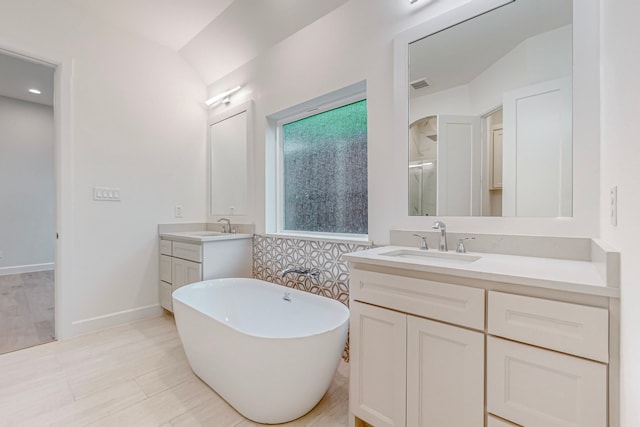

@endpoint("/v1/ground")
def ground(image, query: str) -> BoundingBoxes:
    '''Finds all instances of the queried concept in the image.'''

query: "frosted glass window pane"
[282,99,368,234]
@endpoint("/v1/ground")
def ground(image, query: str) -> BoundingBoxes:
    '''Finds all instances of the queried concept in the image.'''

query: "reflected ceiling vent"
[410,78,430,90]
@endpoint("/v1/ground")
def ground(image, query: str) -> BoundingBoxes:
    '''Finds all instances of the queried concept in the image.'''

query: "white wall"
[0,1,207,337]
[203,0,599,244]
[600,0,640,425]
[0,95,54,272]
[204,0,479,244]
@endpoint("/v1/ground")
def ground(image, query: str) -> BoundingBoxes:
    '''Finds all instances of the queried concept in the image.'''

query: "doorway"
[0,50,56,354]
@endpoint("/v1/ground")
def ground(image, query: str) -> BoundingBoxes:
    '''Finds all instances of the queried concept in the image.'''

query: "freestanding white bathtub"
[172,278,350,424]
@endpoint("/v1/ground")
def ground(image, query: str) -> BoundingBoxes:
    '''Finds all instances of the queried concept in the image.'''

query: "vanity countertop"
[343,246,619,298]
[160,231,253,244]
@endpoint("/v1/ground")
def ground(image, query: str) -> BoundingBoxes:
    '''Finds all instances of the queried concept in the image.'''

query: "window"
[272,92,368,238]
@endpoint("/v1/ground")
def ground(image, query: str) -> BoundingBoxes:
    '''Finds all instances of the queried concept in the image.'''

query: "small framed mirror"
[209,100,253,216]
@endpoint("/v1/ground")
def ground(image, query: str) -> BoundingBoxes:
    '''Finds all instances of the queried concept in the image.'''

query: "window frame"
[273,91,368,241]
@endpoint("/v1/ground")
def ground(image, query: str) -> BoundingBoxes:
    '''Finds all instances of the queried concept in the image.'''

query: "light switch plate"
[94,186,121,201]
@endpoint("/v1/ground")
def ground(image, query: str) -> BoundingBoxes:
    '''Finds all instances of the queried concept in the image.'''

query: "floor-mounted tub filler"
[172,278,350,424]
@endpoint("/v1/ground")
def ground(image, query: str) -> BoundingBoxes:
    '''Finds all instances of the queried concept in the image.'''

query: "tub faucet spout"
[280,266,321,279]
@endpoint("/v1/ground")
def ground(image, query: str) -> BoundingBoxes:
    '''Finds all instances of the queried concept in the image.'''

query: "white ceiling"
[180,0,350,85]
[64,0,237,52]
[0,0,349,103]
[0,52,54,107]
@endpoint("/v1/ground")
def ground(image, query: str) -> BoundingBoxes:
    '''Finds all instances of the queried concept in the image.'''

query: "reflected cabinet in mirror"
[408,0,572,217]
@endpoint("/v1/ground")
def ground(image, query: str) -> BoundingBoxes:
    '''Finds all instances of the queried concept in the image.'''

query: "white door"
[502,78,572,217]
[436,115,481,216]
[350,302,407,427]
[407,316,484,427]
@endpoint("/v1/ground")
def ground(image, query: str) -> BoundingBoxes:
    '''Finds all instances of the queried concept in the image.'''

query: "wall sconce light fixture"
[205,86,242,107]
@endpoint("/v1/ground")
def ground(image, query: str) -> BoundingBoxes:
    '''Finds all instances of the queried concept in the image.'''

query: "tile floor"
[0,315,349,426]
[0,270,55,354]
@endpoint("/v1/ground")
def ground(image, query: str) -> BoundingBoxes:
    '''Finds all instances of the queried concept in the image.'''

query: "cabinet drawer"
[487,336,607,427]
[160,239,172,255]
[350,270,485,330]
[160,255,172,283]
[172,241,202,262]
[488,292,609,362]
[159,281,172,311]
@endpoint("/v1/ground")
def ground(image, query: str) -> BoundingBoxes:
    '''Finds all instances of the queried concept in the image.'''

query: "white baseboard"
[0,262,54,276]
[68,304,163,337]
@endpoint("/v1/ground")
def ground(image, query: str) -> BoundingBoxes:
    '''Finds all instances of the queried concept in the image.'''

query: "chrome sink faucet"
[217,218,231,233]
[431,221,447,251]
[413,234,428,250]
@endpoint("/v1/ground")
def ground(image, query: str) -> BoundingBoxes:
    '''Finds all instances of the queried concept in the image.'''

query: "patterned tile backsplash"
[253,234,372,361]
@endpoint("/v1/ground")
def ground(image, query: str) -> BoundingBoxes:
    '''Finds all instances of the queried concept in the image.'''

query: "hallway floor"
[0,315,349,426]
[0,270,55,354]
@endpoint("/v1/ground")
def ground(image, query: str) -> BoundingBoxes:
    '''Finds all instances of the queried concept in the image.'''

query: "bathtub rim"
[172,278,350,340]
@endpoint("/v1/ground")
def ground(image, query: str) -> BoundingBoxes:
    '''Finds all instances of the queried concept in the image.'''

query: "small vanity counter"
[345,236,620,427]
[159,230,253,244]
[158,223,254,312]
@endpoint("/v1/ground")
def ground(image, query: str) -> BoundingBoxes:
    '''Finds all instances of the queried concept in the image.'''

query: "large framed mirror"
[404,0,573,217]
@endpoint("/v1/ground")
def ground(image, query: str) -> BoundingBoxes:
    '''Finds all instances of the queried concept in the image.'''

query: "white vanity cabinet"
[347,265,615,427]
[159,235,252,312]
[349,270,485,427]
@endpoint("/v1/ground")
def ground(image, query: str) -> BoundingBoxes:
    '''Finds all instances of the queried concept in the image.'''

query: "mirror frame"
[207,99,254,221]
[393,0,601,236]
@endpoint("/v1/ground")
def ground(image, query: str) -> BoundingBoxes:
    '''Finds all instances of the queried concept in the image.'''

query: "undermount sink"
[379,249,481,264]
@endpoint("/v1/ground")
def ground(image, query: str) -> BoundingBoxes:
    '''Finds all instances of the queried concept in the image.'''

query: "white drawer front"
[160,255,172,283]
[159,239,172,256]
[487,337,607,427]
[159,281,172,311]
[488,291,609,362]
[172,241,202,262]
[351,270,485,330]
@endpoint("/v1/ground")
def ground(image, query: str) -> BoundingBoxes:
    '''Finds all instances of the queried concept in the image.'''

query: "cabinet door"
[171,258,203,292]
[487,336,607,427]
[407,316,484,427]
[160,255,172,283]
[350,302,406,427]
[159,281,172,311]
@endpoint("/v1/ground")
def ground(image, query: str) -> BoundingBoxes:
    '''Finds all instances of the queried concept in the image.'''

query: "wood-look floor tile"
[88,379,213,427]
[169,393,245,427]
[0,316,350,427]
[135,359,197,397]
[17,379,148,427]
